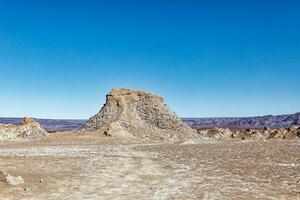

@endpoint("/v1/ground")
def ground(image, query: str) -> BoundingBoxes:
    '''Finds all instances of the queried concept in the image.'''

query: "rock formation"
[78,88,198,140]
[197,128,234,139]
[0,117,48,140]
[196,126,300,140]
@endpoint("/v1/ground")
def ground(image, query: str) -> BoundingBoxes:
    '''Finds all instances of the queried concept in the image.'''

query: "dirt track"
[0,133,300,199]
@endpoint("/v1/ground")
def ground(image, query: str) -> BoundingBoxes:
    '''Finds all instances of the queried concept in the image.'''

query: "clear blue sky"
[0,0,299,119]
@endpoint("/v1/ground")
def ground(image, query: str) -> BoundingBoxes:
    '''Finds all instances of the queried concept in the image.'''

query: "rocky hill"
[78,88,197,140]
[0,117,48,140]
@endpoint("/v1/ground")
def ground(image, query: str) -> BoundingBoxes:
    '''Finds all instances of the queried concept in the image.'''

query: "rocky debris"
[0,171,24,186]
[196,126,300,140]
[198,128,234,139]
[78,88,198,140]
[0,117,48,141]
[268,126,300,139]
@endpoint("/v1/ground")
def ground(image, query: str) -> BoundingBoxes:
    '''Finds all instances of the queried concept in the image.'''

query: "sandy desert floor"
[0,133,299,200]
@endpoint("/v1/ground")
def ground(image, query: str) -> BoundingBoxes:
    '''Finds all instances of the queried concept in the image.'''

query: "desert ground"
[0,132,299,200]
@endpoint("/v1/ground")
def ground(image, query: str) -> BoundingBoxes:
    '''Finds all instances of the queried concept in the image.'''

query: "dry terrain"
[0,133,299,200]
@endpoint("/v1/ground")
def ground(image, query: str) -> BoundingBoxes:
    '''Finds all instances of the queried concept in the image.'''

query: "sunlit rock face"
[78,88,198,140]
[0,117,48,140]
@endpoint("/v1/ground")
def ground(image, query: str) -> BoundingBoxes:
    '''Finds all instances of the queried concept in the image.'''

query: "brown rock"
[0,117,48,140]
[78,88,198,140]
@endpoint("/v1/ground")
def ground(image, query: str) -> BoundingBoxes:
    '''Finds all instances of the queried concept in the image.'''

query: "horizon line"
[0,111,299,121]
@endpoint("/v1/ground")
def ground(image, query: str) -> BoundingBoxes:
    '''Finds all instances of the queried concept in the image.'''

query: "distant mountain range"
[0,112,299,131]
[183,112,300,128]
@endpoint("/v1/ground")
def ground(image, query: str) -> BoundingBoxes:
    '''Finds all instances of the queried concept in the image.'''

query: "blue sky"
[0,0,299,119]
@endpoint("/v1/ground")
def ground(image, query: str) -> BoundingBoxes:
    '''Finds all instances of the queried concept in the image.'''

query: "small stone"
[3,173,24,186]
[39,179,43,183]
[24,187,30,191]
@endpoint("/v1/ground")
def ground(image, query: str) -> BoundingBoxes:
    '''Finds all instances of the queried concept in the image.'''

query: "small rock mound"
[198,128,234,139]
[196,126,300,140]
[265,126,300,139]
[0,117,48,140]
[78,88,198,140]
[21,117,38,125]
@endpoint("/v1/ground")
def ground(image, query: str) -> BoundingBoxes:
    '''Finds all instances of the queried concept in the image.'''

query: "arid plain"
[0,133,300,199]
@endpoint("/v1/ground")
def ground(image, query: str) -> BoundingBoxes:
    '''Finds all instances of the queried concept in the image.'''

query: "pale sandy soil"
[0,133,299,200]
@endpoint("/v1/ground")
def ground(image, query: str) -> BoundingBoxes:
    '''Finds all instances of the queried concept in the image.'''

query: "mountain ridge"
[0,112,299,131]
[183,112,300,128]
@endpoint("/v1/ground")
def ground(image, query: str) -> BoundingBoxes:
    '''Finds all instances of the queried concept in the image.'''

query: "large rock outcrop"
[78,88,197,140]
[0,117,48,140]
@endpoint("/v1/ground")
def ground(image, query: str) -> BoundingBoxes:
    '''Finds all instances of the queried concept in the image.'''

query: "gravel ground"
[0,133,299,199]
